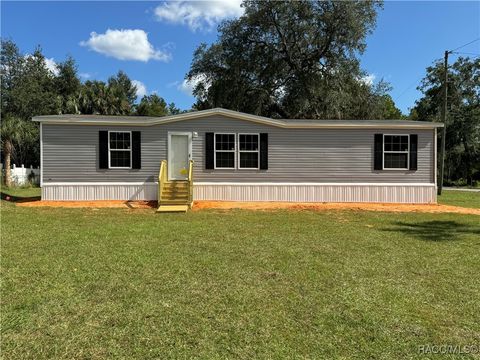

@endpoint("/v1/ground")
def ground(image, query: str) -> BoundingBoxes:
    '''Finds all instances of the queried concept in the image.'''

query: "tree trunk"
[3,141,12,188]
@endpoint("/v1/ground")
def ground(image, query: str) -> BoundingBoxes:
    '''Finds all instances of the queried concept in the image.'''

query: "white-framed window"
[383,134,409,170]
[238,133,259,169]
[214,133,236,169]
[108,131,132,169]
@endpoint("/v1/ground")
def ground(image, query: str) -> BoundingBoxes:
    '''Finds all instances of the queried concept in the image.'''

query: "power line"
[449,38,480,52]
[393,40,479,123]
[451,51,480,57]
[396,77,423,99]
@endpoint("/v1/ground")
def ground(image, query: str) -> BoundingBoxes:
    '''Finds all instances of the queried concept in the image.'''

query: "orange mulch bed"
[14,199,480,215]
[193,201,480,215]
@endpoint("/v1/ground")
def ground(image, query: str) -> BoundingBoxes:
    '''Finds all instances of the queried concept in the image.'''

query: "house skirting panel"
[42,182,437,204]
[42,183,158,201]
[194,183,437,203]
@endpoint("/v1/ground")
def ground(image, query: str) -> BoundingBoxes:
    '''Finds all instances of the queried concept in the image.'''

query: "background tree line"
[410,56,479,186]
[1,0,478,186]
[0,39,181,175]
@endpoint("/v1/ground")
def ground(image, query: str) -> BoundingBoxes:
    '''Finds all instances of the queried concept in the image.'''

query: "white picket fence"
[1,164,40,186]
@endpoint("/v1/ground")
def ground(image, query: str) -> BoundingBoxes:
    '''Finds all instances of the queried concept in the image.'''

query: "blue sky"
[2,1,479,114]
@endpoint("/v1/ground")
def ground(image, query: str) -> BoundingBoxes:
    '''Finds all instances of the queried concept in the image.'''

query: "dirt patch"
[14,199,480,215]
[192,201,480,215]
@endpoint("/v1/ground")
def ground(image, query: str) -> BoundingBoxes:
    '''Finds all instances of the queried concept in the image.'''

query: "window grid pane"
[384,153,408,169]
[383,135,409,169]
[110,150,131,168]
[215,152,235,168]
[239,134,259,151]
[110,132,131,150]
[384,135,408,152]
[213,133,261,169]
[239,152,258,168]
[215,134,235,151]
[214,133,236,168]
[238,134,259,168]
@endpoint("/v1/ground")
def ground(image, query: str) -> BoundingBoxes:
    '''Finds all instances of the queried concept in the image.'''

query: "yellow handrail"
[188,160,194,207]
[158,160,167,205]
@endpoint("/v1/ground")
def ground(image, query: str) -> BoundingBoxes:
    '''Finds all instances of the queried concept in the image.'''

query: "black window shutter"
[99,131,109,169]
[205,132,214,169]
[260,133,268,170]
[132,131,141,169]
[409,134,418,171]
[374,134,383,170]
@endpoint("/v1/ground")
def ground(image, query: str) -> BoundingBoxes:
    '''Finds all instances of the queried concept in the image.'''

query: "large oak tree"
[187,0,398,119]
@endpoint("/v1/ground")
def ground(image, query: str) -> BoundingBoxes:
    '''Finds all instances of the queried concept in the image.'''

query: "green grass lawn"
[439,190,480,209]
[1,201,479,359]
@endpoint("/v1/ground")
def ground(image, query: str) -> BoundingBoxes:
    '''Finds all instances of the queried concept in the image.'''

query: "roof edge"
[32,108,444,129]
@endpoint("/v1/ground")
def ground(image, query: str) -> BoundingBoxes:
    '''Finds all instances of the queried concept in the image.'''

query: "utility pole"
[438,50,449,195]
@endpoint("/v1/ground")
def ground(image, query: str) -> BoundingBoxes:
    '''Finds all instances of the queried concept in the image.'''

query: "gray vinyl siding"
[42,116,435,184]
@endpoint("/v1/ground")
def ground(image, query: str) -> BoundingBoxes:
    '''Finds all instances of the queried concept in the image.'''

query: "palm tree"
[1,116,28,187]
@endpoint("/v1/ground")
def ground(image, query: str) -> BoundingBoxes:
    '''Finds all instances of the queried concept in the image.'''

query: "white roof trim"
[33,108,443,129]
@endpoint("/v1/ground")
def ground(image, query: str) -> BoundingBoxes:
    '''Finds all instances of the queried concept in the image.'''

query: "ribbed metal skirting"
[42,183,437,204]
[42,183,157,201]
[194,184,437,203]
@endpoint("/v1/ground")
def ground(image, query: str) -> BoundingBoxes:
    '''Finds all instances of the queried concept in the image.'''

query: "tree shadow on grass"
[0,192,41,203]
[383,221,480,241]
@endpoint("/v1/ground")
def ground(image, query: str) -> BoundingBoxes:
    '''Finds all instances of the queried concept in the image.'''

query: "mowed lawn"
[440,190,480,209]
[1,200,480,359]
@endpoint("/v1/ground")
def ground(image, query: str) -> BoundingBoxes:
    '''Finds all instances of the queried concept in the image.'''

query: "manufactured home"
[34,108,443,211]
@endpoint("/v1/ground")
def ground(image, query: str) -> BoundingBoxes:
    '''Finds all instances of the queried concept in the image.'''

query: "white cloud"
[361,74,376,86]
[154,0,243,32]
[79,72,91,79]
[44,57,59,75]
[24,54,58,75]
[80,29,171,62]
[176,74,209,96]
[177,79,195,96]
[132,80,147,98]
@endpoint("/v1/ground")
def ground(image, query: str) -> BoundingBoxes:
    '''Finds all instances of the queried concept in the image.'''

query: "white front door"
[168,132,192,180]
